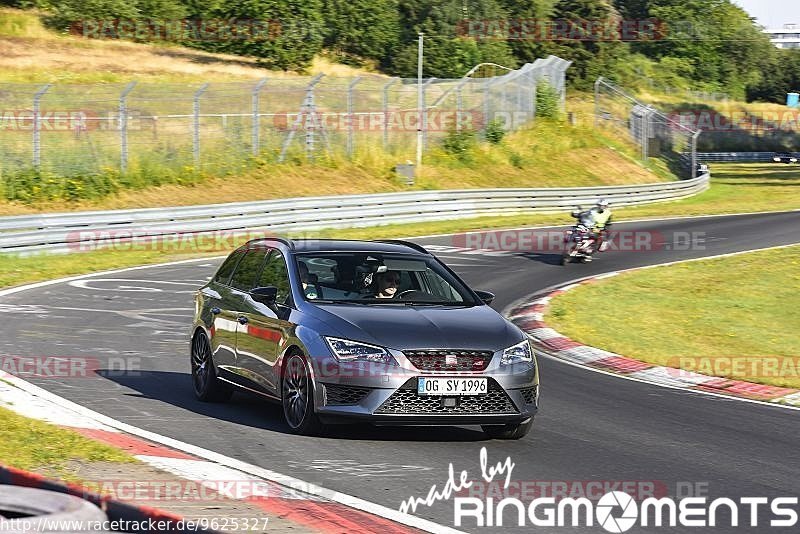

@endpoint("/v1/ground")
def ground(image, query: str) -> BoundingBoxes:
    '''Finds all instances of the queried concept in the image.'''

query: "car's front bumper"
[303,342,539,426]
[314,375,538,425]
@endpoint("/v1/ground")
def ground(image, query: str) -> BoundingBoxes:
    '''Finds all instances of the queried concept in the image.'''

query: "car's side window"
[229,247,268,292]
[213,248,245,285]
[258,250,291,304]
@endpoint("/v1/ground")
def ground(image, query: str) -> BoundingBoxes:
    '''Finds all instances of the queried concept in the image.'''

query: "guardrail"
[0,174,710,253]
[697,152,799,163]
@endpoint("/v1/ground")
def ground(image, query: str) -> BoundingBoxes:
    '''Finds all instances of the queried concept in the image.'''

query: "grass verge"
[0,119,661,214]
[546,245,800,389]
[0,405,134,481]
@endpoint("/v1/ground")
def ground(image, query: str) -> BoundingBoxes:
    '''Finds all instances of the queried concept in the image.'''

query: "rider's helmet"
[596,198,610,211]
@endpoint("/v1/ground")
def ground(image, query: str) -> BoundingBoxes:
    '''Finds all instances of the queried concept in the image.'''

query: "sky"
[733,0,800,29]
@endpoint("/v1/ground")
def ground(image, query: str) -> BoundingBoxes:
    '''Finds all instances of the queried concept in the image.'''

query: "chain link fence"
[594,77,701,179]
[0,56,570,187]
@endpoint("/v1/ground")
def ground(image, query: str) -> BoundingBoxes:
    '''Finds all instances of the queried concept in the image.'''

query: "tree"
[540,0,628,90]
[210,0,325,71]
[323,0,401,67]
[389,0,517,78]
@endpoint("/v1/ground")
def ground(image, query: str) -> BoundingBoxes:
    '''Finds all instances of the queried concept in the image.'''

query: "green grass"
[0,405,134,479]
[0,119,665,213]
[546,245,800,389]
[615,163,800,218]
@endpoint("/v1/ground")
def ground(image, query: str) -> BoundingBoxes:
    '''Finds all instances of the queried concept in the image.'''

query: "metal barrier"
[696,152,798,163]
[0,174,710,253]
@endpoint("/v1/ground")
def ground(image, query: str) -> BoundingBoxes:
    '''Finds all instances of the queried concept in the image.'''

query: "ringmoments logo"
[399,448,799,530]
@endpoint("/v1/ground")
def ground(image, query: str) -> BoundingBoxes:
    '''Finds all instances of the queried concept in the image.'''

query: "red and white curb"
[0,368,458,534]
[508,268,800,409]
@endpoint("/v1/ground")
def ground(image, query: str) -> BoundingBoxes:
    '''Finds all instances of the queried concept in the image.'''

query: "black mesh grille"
[376,378,518,415]
[519,386,537,404]
[323,384,371,405]
[403,350,494,372]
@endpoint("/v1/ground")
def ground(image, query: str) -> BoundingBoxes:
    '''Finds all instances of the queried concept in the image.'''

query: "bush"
[536,83,560,120]
[509,151,525,169]
[2,169,119,203]
[441,128,476,162]
[485,119,506,144]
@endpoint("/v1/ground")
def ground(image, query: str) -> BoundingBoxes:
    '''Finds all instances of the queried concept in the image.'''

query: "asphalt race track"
[2,210,799,533]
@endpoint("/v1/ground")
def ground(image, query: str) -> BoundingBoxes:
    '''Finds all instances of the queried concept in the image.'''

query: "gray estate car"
[191,238,539,439]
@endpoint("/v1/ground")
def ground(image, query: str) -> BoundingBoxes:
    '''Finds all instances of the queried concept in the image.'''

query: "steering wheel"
[394,289,417,299]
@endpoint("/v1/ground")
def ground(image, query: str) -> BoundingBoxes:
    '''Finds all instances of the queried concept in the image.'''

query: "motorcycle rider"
[589,199,612,252]
[566,207,597,263]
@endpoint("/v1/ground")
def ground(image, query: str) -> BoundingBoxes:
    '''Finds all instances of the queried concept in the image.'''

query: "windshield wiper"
[311,299,370,305]
[399,301,473,306]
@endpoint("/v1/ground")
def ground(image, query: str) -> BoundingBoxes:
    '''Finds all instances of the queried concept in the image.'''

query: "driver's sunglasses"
[385,275,400,284]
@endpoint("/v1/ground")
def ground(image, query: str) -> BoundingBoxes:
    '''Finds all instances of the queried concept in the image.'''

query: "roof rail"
[244,237,295,250]
[374,239,429,254]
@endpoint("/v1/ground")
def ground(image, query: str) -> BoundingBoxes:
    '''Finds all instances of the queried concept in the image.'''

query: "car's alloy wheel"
[281,353,323,435]
[191,331,232,402]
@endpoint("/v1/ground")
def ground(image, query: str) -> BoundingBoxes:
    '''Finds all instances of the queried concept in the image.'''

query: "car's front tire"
[281,352,324,436]
[482,418,533,440]
[191,331,233,402]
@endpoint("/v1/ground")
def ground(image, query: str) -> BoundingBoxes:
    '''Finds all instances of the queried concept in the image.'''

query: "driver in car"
[373,270,401,299]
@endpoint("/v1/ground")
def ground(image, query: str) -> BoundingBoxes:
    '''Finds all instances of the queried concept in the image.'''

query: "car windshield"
[294,252,477,305]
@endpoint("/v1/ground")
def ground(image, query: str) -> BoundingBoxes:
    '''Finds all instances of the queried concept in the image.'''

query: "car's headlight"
[324,337,397,365]
[501,339,534,366]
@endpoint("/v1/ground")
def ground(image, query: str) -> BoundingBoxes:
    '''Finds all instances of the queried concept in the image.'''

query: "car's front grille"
[375,378,518,415]
[519,386,537,404]
[403,349,494,372]
[323,383,371,405]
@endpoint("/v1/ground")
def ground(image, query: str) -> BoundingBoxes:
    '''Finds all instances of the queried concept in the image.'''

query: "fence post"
[119,81,137,173]
[456,85,463,132]
[252,78,267,157]
[32,84,52,171]
[193,84,209,167]
[691,130,701,178]
[641,106,650,162]
[347,77,361,157]
[382,78,399,149]
[594,77,603,127]
[278,74,325,163]
[482,78,496,140]
[422,78,436,149]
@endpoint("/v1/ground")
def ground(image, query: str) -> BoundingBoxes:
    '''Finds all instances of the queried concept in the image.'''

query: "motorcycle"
[561,209,598,265]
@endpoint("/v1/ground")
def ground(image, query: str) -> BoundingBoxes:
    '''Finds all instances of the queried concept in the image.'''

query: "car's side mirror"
[474,290,495,306]
[250,286,278,305]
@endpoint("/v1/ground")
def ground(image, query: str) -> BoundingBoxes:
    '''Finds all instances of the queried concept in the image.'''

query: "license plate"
[417,377,488,396]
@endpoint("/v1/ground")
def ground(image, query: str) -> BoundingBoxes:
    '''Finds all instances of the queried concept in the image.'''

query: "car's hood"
[308,303,524,352]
